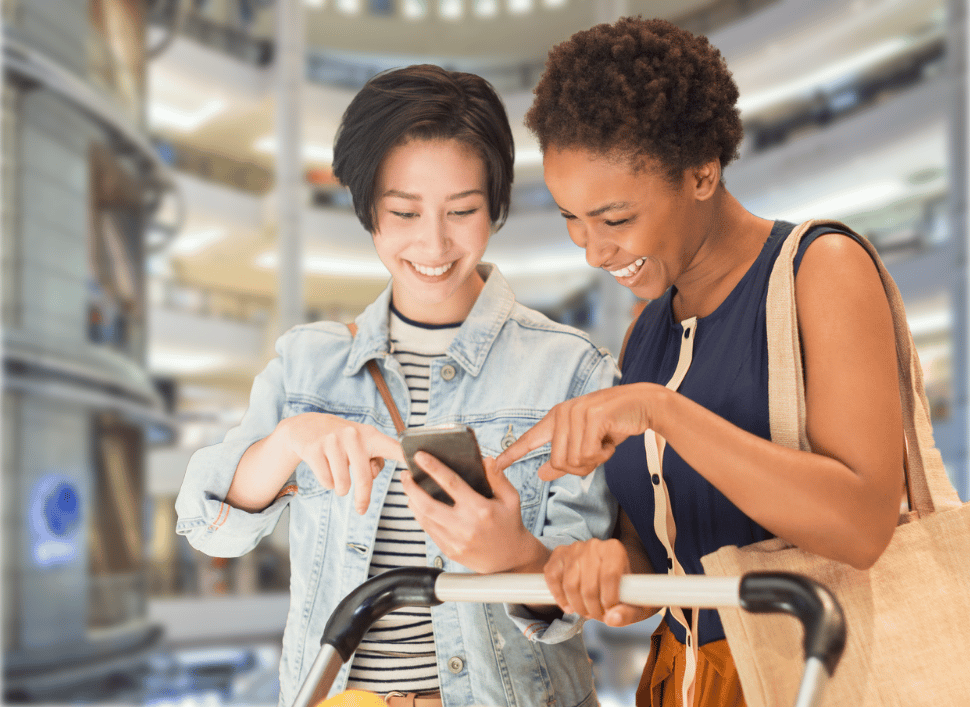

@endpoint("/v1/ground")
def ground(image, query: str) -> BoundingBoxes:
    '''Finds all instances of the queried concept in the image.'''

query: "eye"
[391,211,418,220]
[451,208,479,217]
[605,218,630,227]
[559,212,576,221]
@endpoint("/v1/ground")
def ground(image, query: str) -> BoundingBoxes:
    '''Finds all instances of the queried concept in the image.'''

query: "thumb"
[604,603,652,627]
[537,461,567,481]
[484,456,517,502]
[370,457,386,477]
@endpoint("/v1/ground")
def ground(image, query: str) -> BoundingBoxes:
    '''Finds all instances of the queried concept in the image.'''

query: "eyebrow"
[382,188,486,201]
[557,201,635,218]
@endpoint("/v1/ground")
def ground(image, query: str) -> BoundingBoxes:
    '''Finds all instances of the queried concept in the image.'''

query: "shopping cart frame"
[292,568,846,707]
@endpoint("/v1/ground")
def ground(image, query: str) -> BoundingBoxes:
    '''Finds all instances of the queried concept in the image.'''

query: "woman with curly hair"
[497,17,904,707]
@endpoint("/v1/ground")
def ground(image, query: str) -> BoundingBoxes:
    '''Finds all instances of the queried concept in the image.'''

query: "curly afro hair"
[525,17,743,181]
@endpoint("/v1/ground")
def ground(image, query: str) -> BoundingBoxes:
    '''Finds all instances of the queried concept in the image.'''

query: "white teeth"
[411,261,455,277]
[607,257,645,279]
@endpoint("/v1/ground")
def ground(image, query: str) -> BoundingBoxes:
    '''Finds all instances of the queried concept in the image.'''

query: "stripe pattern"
[346,307,460,692]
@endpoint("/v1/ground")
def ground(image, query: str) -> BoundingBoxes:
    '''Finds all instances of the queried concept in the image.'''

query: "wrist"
[510,534,551,574]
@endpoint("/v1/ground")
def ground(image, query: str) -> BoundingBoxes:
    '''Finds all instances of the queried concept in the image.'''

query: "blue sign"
[28,476,82,568]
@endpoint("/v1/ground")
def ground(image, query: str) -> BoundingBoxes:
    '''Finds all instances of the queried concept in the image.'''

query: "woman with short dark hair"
[498,18,904,707]
[176,64,617,707]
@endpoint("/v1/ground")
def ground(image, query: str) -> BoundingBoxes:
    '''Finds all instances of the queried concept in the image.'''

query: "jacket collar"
[343,263,514,378]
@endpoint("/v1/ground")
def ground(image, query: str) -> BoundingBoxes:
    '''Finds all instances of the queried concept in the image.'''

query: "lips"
[606,257,645,279]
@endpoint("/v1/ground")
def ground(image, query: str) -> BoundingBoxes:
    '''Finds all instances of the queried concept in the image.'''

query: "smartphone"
[400,424,493,506]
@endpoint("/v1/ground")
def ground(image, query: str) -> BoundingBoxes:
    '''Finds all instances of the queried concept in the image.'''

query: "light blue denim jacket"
[175,265,619,707]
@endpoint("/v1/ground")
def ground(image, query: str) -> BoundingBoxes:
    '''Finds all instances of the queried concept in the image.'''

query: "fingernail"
[562,605,573,615]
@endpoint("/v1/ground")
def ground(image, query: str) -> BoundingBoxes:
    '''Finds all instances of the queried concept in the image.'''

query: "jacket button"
[440,364,456,381]
[448,656,464,674]
[433,556,444,569]
[501,425,516,450]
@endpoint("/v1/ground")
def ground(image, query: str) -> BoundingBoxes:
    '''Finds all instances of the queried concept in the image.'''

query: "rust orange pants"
[635,622,746,707]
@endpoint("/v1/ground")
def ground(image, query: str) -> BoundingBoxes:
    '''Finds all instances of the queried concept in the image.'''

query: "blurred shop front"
[1,0,172,700]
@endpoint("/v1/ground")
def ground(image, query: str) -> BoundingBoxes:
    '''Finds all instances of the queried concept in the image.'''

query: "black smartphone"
[400,424,492,506]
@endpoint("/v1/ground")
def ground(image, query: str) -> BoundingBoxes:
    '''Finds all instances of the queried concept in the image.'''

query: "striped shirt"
[346,305,461,693]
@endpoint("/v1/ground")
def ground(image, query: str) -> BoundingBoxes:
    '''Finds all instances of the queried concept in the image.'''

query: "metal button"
[440,364,456,381]
[501,424,516,450]
[433,556,444,569]
[448,656,464,674]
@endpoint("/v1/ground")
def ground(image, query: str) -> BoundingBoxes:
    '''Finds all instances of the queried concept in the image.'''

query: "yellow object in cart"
[315,689,387,707]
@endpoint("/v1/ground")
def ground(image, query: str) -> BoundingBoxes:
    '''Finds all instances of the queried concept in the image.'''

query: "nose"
[418,213,450,254]
[583,233,613,270]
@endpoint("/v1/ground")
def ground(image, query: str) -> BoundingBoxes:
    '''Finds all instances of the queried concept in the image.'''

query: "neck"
[671,189,773,321]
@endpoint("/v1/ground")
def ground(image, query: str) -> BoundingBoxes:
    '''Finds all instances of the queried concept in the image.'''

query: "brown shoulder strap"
[347,323,406,435]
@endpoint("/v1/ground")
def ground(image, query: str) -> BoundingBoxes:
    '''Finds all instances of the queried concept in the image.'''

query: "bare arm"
[227,413,404,515]
[499,234,904,569]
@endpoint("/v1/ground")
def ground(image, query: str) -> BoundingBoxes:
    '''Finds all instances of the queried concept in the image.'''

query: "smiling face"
[372,138,492,324]
[543,147,715,301]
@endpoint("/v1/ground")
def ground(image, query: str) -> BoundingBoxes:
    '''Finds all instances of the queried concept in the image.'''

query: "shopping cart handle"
[739,572,847,676]
[321,566,445,661]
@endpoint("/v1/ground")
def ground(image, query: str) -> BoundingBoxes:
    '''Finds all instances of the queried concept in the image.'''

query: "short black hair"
[333,64,515,233]
[525,17,743,182]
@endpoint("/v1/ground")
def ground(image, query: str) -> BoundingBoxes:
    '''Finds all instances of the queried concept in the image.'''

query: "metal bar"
[434,573,742,608]
[291,644,343,707]
[793,657,829,707]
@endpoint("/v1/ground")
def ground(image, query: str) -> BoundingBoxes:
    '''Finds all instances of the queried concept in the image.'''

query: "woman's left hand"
[402,453,550,574]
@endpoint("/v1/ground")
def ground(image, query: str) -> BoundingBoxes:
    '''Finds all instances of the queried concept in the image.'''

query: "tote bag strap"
[765,219,959,516]
[347,323,406,435]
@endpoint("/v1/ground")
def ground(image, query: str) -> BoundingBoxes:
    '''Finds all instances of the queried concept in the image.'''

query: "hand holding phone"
[400,424,492,506]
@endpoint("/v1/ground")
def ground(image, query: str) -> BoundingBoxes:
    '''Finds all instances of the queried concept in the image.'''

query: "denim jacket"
[175,265,619,707]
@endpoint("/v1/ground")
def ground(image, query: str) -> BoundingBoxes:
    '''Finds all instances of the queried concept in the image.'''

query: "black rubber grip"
[322,567,444,661]
[739,572,847,676]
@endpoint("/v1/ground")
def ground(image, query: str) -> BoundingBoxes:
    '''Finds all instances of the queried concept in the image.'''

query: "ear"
[692,160,721,201]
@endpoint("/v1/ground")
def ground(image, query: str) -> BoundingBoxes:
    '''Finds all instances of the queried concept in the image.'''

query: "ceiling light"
[440,0,464,20]
[169,228,226,256]
[474,0,498,17]
[508,0,532,14]
[402,0,428,18]
[515,147,543,167]
[254,250,389,277]
[336,0,361,14]
[737,38,909,116]
[149,348,231,374]
[774,181,908,223]
[488,248,589,275]
[149,98,226,132]
[254,135,334,163]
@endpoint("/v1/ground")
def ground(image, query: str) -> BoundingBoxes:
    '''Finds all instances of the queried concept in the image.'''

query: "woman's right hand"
[279,413,404,513]
[544,539,654,627]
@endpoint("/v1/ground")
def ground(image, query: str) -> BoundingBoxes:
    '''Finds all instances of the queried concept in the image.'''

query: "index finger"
[495,415,554,472]
[366,430,405,463]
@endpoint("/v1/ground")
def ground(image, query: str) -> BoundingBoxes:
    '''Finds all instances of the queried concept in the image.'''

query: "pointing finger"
[495,416,553,472]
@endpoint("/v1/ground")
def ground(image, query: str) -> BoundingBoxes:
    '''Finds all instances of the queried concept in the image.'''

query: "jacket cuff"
[504,603,585,644]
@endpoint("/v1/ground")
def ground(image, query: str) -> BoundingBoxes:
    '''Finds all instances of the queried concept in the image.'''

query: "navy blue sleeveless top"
[605,220,860,646]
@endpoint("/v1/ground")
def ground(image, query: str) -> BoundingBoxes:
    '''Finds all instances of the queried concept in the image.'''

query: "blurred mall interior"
[1,0,968,704]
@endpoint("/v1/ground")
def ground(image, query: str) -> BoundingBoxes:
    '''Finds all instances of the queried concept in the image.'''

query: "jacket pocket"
[283,400,376,497]
[473,419,547,511]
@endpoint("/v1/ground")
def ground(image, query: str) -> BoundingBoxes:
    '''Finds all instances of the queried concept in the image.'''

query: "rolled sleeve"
[505,348,620,641]
[175,352,293,558]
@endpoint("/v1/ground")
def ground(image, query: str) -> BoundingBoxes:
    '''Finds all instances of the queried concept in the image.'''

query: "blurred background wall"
[1,0,967,705]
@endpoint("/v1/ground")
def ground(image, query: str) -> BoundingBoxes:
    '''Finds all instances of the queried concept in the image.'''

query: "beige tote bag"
[701,219,970,707]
